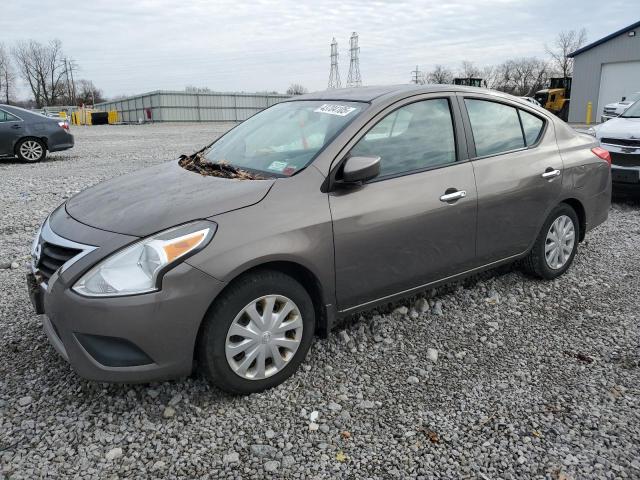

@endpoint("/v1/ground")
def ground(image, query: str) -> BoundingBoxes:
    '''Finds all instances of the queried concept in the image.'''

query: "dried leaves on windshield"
[178,152,264,180]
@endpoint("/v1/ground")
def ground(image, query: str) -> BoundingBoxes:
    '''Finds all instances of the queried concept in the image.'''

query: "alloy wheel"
[19,140,44,161]
[225,295,303,380]
[544,215,575,270]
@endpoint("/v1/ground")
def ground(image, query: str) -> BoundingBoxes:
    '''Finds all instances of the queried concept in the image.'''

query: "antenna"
[346,32,362,88]
[328,38,341,89]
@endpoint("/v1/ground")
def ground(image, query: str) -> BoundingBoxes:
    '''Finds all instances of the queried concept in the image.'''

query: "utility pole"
[411,65,423,84]
[64,58,72,105]
[68,58,77,105]
[346,32,362,88]
[328,37,341,89]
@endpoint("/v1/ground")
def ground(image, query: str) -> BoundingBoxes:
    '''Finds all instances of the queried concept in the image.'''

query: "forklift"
[453,78,484,88]
[534,77,572,121]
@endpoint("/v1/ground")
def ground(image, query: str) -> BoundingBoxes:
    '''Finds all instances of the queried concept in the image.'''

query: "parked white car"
[519,96,542,107]
[589,100,640,195]
[601,92,640,122]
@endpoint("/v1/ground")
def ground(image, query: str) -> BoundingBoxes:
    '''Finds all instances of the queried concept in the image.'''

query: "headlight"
[73,221,216,297]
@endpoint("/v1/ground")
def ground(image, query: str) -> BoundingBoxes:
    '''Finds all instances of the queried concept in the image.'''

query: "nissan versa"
[28,85,611,394]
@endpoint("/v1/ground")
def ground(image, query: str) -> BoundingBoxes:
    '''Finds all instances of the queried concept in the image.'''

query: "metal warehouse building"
[568,20,640,123]
[94,90,290,123]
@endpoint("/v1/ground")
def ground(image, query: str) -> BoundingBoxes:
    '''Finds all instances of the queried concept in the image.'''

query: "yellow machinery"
[534,77,572,121]
[71,109,119,125]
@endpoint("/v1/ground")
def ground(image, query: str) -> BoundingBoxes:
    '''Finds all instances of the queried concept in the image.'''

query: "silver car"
[28,85,611,394]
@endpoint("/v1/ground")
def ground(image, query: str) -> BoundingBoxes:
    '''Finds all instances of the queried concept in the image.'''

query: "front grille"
[601,138,640,148]
[37,242,82,283]
[604,108,617,115]
[610,152,640,168]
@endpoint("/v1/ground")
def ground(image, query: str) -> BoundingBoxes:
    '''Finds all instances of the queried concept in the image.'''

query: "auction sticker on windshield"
[314,104,357,116]
[267,160,288,172]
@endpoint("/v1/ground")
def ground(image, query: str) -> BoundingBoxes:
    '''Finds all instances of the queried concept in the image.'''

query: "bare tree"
[12,39,68,107]
[286,83,307,95]
[481,65,501,90]
[185,85,213,93]
[76,79,104,105]
[0,43,16,104]
[496,57,549,96]
[427,65,453,84]
[545,29,587,78]
[459,60,482,79]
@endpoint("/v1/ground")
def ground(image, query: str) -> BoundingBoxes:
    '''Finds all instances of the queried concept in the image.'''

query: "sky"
[1,0,638,99]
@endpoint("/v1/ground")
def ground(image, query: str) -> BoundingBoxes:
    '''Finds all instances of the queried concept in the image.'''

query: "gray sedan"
[28,85,611,394]
[0,104,74,162]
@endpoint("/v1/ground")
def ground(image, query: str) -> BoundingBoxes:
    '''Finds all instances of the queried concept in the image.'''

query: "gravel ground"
[1,123,639,479]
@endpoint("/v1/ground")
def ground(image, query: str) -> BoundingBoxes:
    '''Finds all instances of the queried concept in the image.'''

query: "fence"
[94,91,290,123]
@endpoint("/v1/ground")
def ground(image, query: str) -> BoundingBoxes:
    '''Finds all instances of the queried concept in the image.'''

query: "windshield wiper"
[178,152,266,180]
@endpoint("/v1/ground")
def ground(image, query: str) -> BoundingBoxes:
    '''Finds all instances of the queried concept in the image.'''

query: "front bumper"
[29,207,225,383]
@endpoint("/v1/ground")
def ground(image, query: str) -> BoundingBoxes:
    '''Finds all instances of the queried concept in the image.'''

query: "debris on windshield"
[178,152,265,180]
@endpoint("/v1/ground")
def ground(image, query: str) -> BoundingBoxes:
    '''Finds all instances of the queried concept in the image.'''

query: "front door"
[460,95,564,263]
[329,96,477,310]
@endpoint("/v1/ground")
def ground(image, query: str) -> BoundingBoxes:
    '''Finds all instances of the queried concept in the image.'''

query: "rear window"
[465,99,525,157]
[0,110,19,122]
[519,110,544,146]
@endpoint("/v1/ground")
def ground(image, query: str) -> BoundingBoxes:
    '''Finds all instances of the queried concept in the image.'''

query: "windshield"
[624,92,640,103]
[621,100,640,118]
[203,100,364,177]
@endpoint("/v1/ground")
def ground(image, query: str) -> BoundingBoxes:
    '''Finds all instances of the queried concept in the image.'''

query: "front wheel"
[16,138,46,162]
[523,204,579,279]
[197,270,315,394]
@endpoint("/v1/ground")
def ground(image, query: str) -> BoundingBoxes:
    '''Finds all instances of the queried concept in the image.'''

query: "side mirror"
[622,96,626,101]
[341,155,381,184]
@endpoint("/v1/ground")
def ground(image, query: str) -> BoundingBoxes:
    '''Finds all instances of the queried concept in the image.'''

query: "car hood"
[595,117,640,139]
[605,101,632,111]
[66,160,275,237]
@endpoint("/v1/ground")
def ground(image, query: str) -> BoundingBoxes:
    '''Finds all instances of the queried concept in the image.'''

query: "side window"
[350,98,456,177]
[465,99,525,157]
[0,110,19,122]
[519,110,544,146]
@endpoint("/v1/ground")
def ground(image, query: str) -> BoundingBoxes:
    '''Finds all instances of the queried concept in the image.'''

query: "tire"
[16,138,46,163]
[197,270,315,394]
[522,203,579,279]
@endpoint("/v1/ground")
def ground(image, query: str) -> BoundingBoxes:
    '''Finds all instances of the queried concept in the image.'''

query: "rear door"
[329,94,477,310]
[0,109,24,156]
[458,95,563,264]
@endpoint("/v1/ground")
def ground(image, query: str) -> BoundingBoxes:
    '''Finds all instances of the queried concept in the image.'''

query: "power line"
[328,37,341,89]
[346,32,362,88]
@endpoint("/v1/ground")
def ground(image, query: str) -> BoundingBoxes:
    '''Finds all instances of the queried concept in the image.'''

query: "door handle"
[10,124,22,129]
[439,190,466,203]
[541,168,561,179]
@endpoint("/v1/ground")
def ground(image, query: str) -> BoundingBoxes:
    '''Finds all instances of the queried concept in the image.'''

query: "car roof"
[292,84,491,104]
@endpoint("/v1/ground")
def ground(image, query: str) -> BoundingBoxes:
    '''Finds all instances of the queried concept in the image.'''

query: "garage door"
[597,61,640,119]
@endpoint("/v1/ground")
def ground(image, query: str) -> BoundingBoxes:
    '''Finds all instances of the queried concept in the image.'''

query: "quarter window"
[465,99,525,157]
[350,98,457,177]
[0,110,19,122]
[519,110,544,146]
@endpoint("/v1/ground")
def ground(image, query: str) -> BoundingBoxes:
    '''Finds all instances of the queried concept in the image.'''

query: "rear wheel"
[16,138,46,163]
[197,270,315,394]
[523,203,579,279]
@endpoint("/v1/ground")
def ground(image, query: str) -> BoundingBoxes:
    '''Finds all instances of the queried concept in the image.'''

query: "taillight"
[57,121,69,131]
[591,147,611,166]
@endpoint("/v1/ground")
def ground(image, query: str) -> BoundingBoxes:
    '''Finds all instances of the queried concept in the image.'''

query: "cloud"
[1,0,637,98]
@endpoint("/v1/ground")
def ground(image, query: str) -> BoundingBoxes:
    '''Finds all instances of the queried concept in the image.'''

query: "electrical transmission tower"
[328,37,341,89]
[411,65,424,84]
[346,32,362,88]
